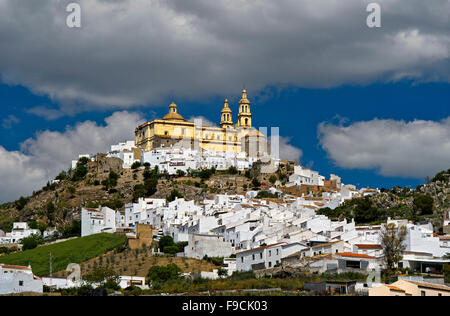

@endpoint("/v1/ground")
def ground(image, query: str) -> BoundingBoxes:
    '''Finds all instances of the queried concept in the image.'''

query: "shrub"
[269,175,277,184]
[227,166,238,175]
[22,234,44,251]
[14,196,29,211]
[256,191,278,199]
[147,264,183,284]
[176,169,186,177]
[413,194,434,215]
[167,189,184,203]
[252,178,261,189]
[84,267,120,290]
[131,161,141,170]
[158,236,175,252]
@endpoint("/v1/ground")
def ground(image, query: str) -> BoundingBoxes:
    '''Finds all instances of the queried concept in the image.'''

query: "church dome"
[221,99,232,113]
[239,89,250,105]
[162,102,187,121]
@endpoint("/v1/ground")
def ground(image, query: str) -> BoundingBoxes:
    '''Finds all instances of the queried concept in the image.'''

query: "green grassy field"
[0,233,126,276]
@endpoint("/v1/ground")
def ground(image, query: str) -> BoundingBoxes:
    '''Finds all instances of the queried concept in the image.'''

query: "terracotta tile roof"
[84,208,101,212]
[0,264,31,270]
[408,281,450,292]
[310,241,341,249]
[355,244,382,249]
[301,205,317,209]
[336,252,376,259]
[386,285,405,292]
[237,243,286,255]
[438,235,450,240]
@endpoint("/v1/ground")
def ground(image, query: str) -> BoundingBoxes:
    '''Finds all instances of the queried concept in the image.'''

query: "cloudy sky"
[0,0,449,202]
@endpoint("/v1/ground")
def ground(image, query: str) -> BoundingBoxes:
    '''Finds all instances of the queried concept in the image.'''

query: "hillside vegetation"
[0,156,277,232]
[318,169,450,232]
[0,233,126,276]
[54,246,219,279]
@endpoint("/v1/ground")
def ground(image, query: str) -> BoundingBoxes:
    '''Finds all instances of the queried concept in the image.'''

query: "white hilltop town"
[2,94,450,296]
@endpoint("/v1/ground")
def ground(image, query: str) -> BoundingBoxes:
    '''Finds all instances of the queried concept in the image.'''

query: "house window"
[241,257,244,263]
[252,254,255,261]
[268,262,272,268]
[421,291,426,296]
[276,249,279,255]
[345,261,360,269]
[269,250,272,257]
[260,253,263,259]
[19,281,24,286]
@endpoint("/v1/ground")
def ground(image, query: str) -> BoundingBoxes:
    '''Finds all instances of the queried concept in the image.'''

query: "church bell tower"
[220,99,233,128]
[237,89,252,129]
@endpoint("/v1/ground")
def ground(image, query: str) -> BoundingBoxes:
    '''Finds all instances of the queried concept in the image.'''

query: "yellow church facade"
[135,90,268,157]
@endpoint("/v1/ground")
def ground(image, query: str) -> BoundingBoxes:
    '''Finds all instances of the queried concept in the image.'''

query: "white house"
[236,243,285,271]
[0,222,41,244]
[184,234,234,259]
[42,276,83,290]
[119,276,149,289]
[81,207,117,237]
[0,264,43,295]
[71,154,93,170]
[107,141,141,169]
[288,166,325,187]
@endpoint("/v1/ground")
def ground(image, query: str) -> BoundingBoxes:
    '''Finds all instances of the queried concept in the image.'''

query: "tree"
[444,264,450,284]
[141,167,159,196]
[108,171,120,188]
[144,177,158,196]
[227,166,238,175]
[166,189,184,203]
[256,191,278,199]
[22,234,44,250]
[353,197,378,224]
[380,223,407,275]
[413,194,434,215]
[217,268,227,278]
[55,171,67,181]
[59,220,81,238]
[84,267,120,290]
[164,245,179,255]
[251,178,261,189]
[146,264,182,284]
[15,196,29,210]
[158,236,175,252]
[199,168,214,180]
[71,158,89,181]
[176,169,186,177]
[269,175,277,185]
[131,161,141,170]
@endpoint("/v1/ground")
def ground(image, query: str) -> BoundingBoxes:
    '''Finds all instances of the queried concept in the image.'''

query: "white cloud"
[278,136,303,162]
[0,111,145,203]
[318,117,450,178]
[0,0,448,112]
[27,106,64,120]
[2,114,20,129]
[188,116,217,127]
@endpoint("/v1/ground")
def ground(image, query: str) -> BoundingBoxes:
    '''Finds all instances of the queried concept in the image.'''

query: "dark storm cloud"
[0,0,448,112]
